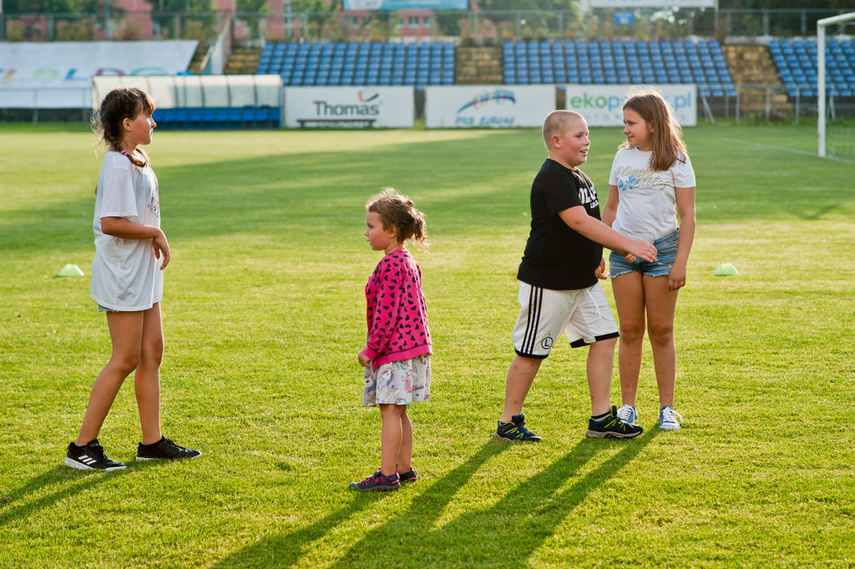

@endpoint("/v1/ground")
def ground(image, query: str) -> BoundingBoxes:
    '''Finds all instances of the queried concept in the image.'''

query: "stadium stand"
[257,40,455,87]
[501,39,735,98]
[770,39,855,98]
[91,75,282,131]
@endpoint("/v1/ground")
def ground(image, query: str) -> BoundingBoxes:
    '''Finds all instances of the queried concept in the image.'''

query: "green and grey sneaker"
[495,414,542,442]
[586,406,643,439]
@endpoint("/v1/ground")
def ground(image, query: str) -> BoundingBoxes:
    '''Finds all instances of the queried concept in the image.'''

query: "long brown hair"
[366,188,428,250]
[92,87,156,168]
[620,90,688,171]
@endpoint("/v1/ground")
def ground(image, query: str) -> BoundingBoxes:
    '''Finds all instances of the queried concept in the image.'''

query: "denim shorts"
[609,228,679,278]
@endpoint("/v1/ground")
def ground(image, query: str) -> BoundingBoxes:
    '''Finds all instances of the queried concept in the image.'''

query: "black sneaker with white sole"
[65,439,126,471]
[136,436,202,461]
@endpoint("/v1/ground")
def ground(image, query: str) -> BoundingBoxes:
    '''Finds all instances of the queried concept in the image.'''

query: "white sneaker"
[615,404,638,426]
[659,406,684,431]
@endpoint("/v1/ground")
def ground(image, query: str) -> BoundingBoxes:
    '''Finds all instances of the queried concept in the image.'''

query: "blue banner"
[343,0,467,9]
[614,11,634,26]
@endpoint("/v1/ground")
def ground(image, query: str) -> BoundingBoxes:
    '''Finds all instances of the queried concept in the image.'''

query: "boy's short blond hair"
[542,110,585,149]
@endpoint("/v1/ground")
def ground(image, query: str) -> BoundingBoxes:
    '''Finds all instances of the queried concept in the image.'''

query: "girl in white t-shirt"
[65,88,201,471]
[602,90,696,432]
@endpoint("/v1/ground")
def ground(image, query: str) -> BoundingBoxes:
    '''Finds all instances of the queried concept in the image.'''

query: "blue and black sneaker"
[494,414,542,442]
[586,406,643,439]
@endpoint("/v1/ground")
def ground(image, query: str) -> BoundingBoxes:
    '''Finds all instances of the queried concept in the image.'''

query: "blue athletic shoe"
[494,414,542,442]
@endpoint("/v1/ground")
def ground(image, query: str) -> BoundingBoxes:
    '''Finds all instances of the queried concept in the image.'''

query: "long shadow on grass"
[0,465,133,528]
[325,431,658,569]
[211,441,511,569]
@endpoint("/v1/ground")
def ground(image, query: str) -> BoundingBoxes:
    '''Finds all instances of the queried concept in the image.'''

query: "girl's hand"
[358,351,371,367]
[153,230,170,270]
[668,265,687,291]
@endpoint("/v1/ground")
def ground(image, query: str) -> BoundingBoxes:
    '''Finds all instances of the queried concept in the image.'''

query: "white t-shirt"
[609,147,696,241]
[90,151,163,311]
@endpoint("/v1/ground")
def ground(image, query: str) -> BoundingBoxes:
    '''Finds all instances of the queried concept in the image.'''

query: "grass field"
[1,121,854,568]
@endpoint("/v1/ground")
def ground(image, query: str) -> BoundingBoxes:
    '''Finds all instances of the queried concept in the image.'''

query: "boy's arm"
[558,206,657,262]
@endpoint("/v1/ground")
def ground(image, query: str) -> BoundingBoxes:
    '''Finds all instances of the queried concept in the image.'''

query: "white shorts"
[512,281,619,359]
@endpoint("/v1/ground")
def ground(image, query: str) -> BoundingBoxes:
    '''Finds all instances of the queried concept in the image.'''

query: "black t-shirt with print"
[517,158,603,290]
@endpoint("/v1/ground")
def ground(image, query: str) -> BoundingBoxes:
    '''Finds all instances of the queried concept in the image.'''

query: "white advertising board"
[564,84,697,127]
[284,87,413,128]
[590,0,714,7]
[0,41,198,108]
[424,85,555,128]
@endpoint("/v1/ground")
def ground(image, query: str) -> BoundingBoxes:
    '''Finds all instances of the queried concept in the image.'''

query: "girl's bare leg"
[75,311,144,446]
[611,272,646,407]
[397,407,413,473]
[379,404,404,477]
[642,276,679,408]
[136,303,164,445]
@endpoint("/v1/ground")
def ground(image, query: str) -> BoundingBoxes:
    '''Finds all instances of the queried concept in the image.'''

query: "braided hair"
[92,87,156,168]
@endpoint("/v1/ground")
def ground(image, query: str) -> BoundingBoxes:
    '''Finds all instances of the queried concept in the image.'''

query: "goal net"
[818,12,855,159]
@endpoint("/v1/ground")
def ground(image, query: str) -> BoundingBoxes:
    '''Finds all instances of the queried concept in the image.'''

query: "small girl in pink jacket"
[350,188,432,492]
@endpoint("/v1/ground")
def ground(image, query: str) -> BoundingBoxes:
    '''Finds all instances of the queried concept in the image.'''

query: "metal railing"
[1,9,854,44]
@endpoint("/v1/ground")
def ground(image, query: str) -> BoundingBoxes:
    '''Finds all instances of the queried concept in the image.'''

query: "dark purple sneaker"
[349,471,400,492]
[398,469,418,483]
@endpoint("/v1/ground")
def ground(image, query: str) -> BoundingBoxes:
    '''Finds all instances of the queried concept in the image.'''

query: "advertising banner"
[284,87,414,128]
[424,85,555,128]
[0,41,198,109]
[342,0,467,9]
[564,84,697,127]
[589,0,714,7]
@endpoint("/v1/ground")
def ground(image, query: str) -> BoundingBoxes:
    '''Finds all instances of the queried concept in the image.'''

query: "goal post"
[817,11,855,158]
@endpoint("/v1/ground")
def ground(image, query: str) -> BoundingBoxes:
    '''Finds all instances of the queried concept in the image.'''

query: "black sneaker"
[65,439,126,471]
[586,406,644,439]
[349,471,400,492]
[494,414,542,442]
[136,436,202,461]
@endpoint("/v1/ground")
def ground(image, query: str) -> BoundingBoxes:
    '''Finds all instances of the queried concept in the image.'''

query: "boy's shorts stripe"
[521,285,544,355]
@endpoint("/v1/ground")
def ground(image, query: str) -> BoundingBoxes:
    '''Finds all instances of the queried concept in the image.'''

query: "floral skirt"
[362,355,431,406]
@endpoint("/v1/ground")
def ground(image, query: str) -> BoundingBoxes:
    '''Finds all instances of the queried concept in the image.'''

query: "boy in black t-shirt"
[495,110,658,441]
